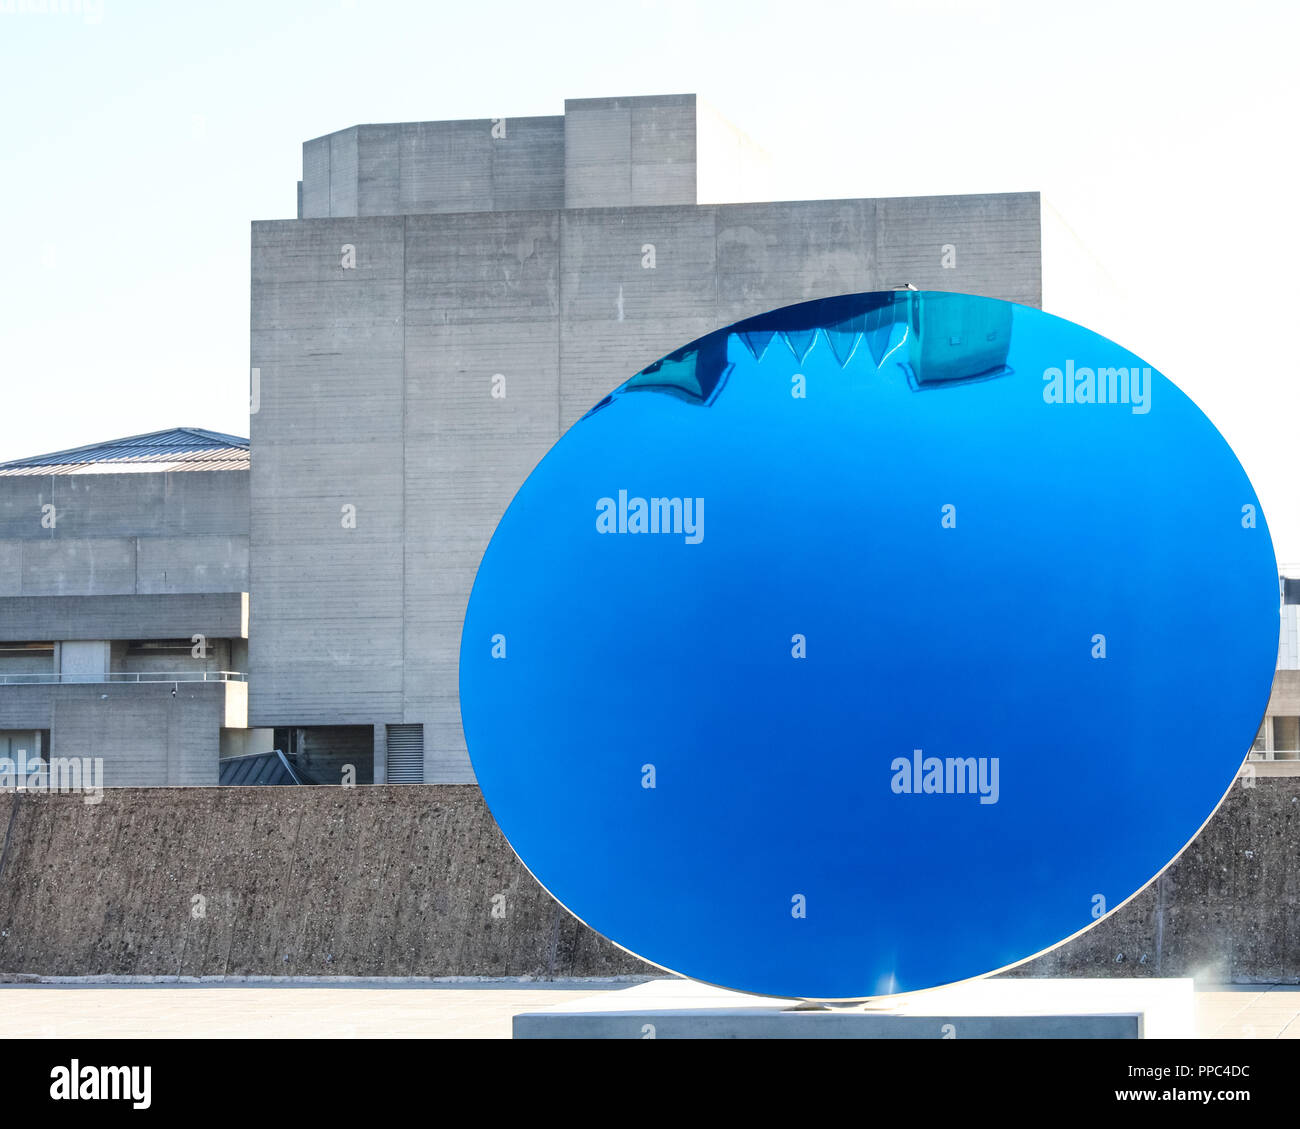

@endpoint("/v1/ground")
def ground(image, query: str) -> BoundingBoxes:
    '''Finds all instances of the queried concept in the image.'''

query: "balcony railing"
[0,671,248,686]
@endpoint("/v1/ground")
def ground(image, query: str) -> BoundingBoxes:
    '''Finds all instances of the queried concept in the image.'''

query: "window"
[1272,716,1299,752]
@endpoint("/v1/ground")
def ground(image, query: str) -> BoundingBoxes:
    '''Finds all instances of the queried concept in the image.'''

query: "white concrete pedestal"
[513,977,1195,1039]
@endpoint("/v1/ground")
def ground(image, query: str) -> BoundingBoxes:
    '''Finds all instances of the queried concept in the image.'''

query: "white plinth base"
[513,977,1196,1039]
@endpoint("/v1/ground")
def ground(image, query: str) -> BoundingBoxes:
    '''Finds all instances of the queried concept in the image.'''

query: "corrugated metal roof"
[219,750,319,786]
[0,427,250,476]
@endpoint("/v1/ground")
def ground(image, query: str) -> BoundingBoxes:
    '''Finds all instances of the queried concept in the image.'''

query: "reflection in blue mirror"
[459,291,1278,1000]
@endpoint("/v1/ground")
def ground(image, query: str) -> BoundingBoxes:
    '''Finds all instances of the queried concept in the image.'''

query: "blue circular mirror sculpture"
[459,291,1278,999]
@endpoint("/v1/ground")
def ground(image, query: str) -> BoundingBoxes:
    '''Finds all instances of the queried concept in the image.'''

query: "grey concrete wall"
[0,681,231,785]
[564,94,697,209]
[0,465,248,784]
[116,639,231,675]
[301,134,330,219]
[1007,775,1300,983]
[0,593,246,642]
[0,462,250,787]
[1268,669,1300,714]
[0,471,249,598]
[0,776,1291,982]
[300,95,712,220]
[0,785,643,978]
[0,536,248,598]
[54,682,230,785]
[249,216,406,729]
[250,191,1041,782]
[402,209,561,778]
[58,641,110,682]
[0,685,53,731]
[301,117,566,218]
[0,471,249,539]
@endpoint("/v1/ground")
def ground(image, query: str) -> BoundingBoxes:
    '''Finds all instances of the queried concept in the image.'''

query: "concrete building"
[1,93,1293,990]
[1247,568,1300,774]
[0,429,266,785]
[4,94,1285,789]
[251,92,1043,784]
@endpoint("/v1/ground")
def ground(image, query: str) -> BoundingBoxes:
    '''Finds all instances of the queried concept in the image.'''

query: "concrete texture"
[1008,775,1300,983]
[564,94,697,209]
[301,117,567,219]
[0,777,1293,982]
[252,175,1041,781]
[0,532,247,597]
[0,682,237,785]
[0,593,245,642]
[0,470,248,543]
[0,469,250,647]
[0,785,646,978]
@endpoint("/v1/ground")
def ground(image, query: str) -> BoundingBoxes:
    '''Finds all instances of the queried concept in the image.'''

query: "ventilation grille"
[385,724,425,784]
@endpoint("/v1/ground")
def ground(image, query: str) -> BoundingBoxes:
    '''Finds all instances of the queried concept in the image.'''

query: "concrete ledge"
[0,592,248,640]
[513,977,1197,1039]
[0,974,658,989]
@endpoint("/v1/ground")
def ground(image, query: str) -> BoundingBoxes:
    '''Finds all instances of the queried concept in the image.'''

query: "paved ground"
[0,980,1295,1038]
[0,980,623,1040]
[1195,986,1300,1039]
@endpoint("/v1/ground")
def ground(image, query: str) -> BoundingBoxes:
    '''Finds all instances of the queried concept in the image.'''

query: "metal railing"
[0,670,248,686]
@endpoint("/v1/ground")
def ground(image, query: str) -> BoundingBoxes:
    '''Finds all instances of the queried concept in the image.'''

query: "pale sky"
[1,0,1297,556]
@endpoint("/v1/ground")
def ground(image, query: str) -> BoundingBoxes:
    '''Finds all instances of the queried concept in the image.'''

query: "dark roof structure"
[218,749,319,787]
[0,427,250,476]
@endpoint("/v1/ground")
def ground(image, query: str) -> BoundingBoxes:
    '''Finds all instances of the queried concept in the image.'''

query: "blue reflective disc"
[459,292,1278,999]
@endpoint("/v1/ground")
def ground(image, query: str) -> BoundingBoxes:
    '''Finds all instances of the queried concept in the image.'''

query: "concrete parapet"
[0,778,1293,983]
